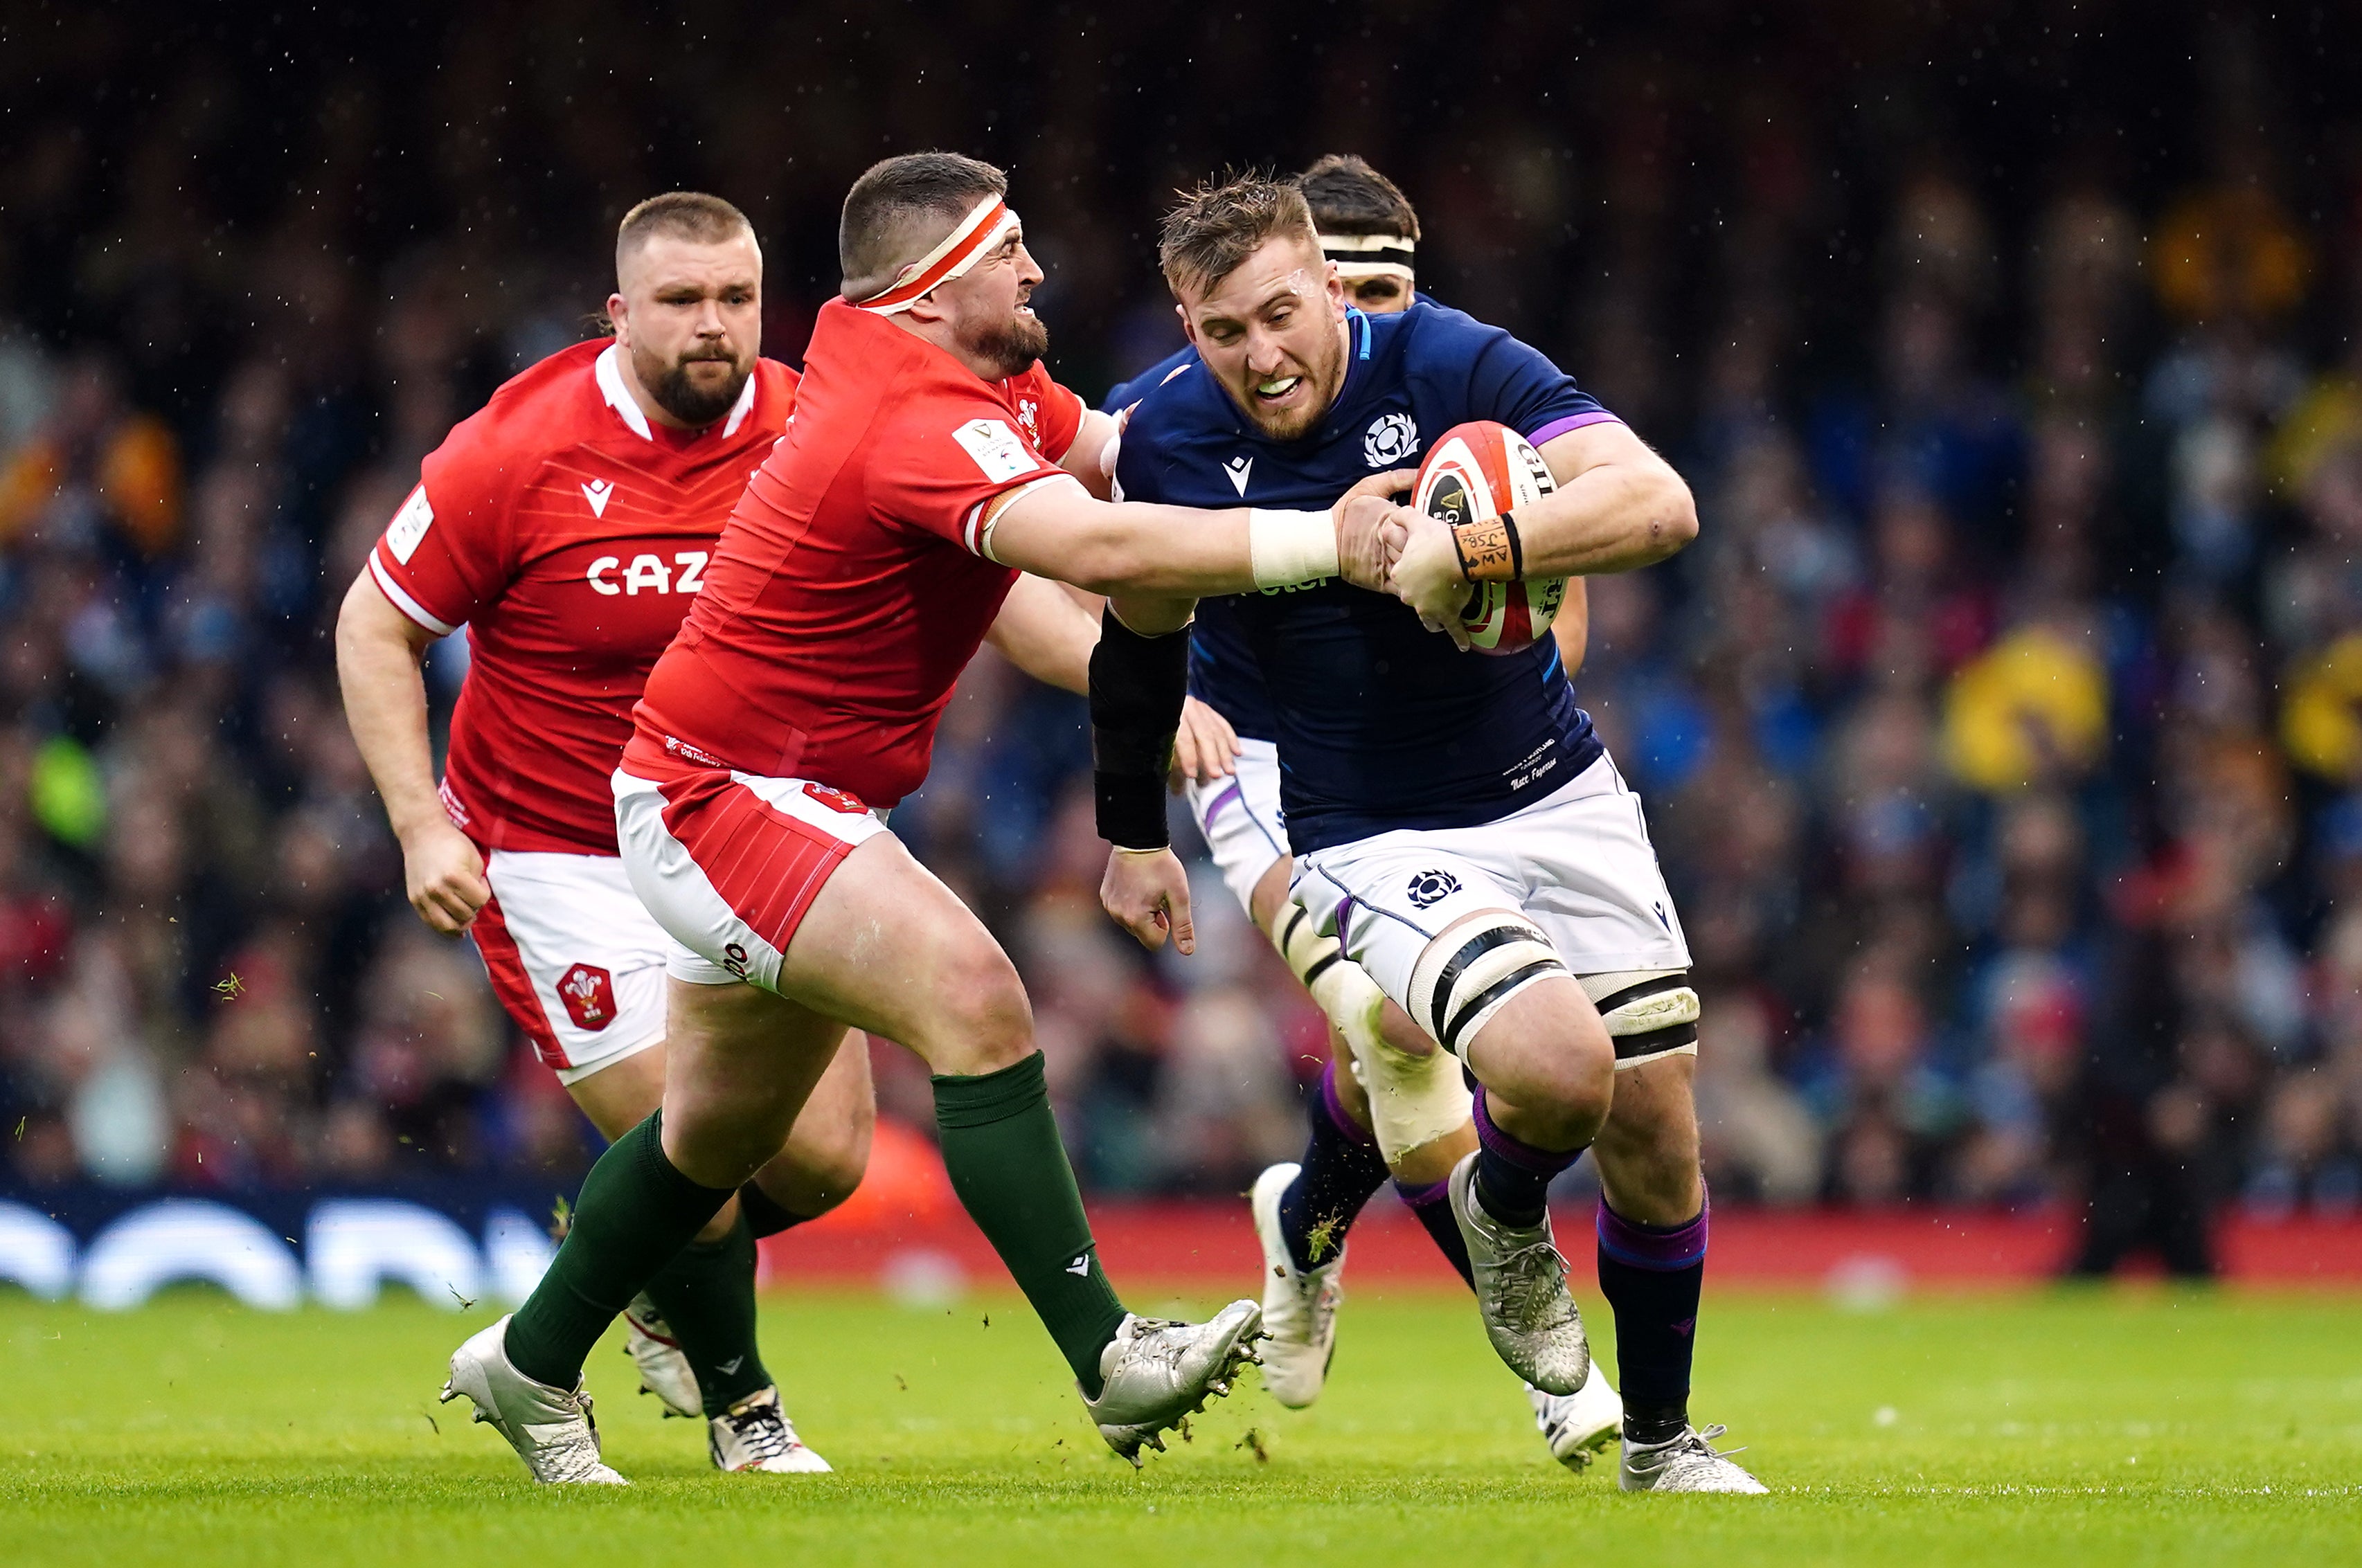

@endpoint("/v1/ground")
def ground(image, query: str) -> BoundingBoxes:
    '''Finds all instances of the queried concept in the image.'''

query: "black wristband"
[1496,510,1525,579]
[1088,606,1190,849]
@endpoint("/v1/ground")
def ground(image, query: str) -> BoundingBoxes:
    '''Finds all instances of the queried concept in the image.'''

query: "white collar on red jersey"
[594,342,759,441]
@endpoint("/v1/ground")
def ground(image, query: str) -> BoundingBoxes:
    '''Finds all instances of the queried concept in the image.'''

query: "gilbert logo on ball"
[1409,420,1565,656]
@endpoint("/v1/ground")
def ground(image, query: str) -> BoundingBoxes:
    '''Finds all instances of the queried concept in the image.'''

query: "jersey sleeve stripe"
[966,473,1084,563]
[1526,411,1625,448]
[368,550,459,636]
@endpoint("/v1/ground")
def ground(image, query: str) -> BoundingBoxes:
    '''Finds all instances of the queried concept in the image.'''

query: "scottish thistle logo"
[1406,869,1460,908]
[1364,412,1417,467]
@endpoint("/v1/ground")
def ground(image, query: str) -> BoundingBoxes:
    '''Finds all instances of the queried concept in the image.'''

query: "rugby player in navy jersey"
[1104,155,1620,1472]
[1113,173,1764,1493]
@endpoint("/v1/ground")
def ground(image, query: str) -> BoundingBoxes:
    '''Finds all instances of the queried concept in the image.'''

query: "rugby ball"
[1409,421,1565,654]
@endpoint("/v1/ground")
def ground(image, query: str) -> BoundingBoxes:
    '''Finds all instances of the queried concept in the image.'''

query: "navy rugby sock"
[1471,1089,1584,1229]
[1597,1191,1708,1445]
[505,1111,735,1391]
[1278,1062,1391,1272]
[1397,1177,1475,1288]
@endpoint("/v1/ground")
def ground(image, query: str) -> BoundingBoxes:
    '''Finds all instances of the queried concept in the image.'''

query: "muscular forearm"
[1028,503,1267,597]
[334,573,447,842]
[1511,462,1698,577]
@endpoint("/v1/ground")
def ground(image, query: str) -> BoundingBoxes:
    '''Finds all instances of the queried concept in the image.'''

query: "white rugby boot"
[1249,1162,1344,1409]
[1447,1152,1590,1395]
[1529,1358,1622,1471]
[622,1295,702,1419]
[1619,1424,1769,1493]
[708,1385,833,1473]
[1081,1300,1264,1465]
[440,1315,627,1485]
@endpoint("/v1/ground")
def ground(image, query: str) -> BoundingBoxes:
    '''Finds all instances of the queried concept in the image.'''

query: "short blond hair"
[1158,174,1319,298]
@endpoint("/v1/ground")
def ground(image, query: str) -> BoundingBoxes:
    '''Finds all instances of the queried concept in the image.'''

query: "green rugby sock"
[505,1111,735,1391]
[933,1052,1127,1398]
[641,1213,771,1416]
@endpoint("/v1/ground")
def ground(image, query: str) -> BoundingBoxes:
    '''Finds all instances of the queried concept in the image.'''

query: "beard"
[961,307,1050,382]
[636,343,751,426]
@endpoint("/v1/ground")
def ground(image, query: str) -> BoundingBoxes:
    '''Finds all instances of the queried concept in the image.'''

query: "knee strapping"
[1582,968,1700,1066]
[1277,900,1471,1161]
[1408,914,1568,1058]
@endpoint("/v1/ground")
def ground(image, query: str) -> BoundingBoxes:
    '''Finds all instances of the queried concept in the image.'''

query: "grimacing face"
[928,221,1050,381]
[1177,232,1350,442]
[609,229,762,426]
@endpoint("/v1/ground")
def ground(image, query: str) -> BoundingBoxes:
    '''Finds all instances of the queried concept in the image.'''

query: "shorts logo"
[722,941,751,980]
[556,964,616,1031]
[802,782,868,815]
[1406,869,1460,909]
[1364,411,1417,467]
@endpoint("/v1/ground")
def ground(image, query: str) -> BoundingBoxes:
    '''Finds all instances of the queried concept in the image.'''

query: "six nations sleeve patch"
[386,484,435,563]
[951,418,1037,483]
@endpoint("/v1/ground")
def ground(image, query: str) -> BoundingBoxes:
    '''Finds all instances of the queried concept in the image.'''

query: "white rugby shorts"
[613,764,889,994]
[1292,752,1690,1056]
[1183,737,1289,914]
[469,849,679,1085]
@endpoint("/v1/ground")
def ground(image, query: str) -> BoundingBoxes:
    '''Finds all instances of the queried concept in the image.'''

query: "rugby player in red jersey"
[439,152,1410,1484]
[337,192,1103,1474]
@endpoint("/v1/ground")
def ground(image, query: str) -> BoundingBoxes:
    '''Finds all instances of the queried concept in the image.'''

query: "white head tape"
[858,195,1023,314]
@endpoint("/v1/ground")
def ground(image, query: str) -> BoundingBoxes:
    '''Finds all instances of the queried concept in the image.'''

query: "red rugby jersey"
[627,299,1085,805]
[368,339,798,854]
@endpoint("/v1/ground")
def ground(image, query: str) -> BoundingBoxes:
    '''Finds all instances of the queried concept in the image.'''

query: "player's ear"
[1323,262,1348,318]
[606,293,631,348]
[1175,302,1199,349]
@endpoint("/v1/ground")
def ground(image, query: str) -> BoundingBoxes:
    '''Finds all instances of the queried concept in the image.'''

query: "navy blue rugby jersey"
[1114,299,1619,854]
[1103,346,1277,741]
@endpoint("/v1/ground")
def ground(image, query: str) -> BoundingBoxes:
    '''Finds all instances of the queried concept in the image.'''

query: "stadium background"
[6,0,2362,1299]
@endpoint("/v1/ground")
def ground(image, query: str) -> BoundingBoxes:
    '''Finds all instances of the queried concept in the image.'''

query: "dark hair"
[615,191,755,277]
[1296,154,1420,241]
[839,152,1009,301]
[1157,174,1320,298]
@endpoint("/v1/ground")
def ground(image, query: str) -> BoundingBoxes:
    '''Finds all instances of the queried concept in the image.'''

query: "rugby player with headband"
[1118,174,1764,1493]
[440,152,1411,1484]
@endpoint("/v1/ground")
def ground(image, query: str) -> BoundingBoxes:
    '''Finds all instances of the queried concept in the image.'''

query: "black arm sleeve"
[1088,606,1191,850]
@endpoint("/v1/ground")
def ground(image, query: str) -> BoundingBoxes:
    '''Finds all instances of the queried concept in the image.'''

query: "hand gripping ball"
[1408,420,1566,655]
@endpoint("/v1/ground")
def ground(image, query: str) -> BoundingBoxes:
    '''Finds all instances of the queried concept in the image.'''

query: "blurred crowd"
[6,4,2361,1267]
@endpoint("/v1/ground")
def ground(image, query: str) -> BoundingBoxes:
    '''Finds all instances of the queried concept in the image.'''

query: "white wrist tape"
[1248,507,1339,588]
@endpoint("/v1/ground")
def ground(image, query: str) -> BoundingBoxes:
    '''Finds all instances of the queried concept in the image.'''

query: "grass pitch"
[1,1282,2356,1566]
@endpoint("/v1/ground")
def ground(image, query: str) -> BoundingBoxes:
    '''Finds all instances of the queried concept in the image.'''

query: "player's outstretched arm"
[1384,422,1695,638]
[983,471,1411,602]
[334,571,490,934]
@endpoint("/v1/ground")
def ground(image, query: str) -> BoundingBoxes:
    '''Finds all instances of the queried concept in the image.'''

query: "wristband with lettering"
[1449,510,1523,583]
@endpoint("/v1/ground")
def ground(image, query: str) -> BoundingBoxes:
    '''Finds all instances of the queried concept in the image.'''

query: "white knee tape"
[1582,968,1700,1067]
[1406,913,1568,1058]
[1348,1029,1475,1164]
[1278,899,1473,1162]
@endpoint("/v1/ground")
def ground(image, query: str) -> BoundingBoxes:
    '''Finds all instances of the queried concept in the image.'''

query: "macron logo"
[582,478,614,517]
[1224,456,1253,497]
[1065,1254,1091,1277]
